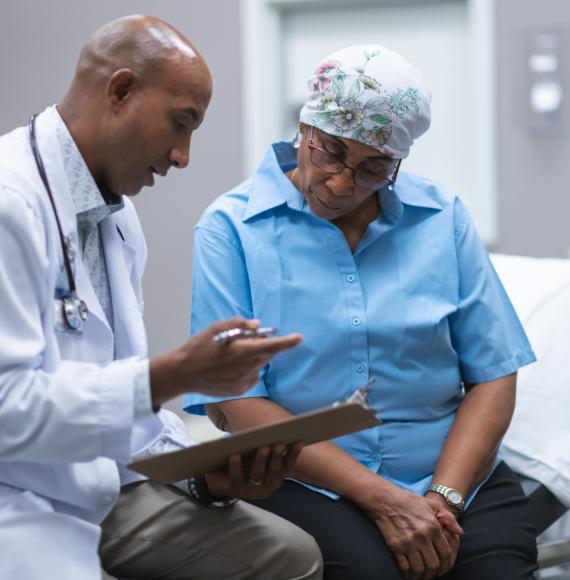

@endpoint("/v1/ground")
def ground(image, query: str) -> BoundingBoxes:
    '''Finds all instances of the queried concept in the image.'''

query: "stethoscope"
[29,114,89,333]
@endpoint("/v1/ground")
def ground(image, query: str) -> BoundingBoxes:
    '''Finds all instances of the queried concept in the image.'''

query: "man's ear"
[105,68,137,111]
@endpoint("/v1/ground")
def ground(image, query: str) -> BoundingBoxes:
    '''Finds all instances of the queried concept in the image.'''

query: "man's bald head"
[64,15,212,100]
[71,15,210,92]
[58,15,213,196]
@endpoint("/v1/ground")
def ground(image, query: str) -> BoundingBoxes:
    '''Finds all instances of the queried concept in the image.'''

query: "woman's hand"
[205,442,302,501]
[425,493,462,574]
[363,485,463,580]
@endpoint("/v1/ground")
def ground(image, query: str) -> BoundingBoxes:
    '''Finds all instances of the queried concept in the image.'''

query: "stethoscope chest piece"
[62,293,89,332]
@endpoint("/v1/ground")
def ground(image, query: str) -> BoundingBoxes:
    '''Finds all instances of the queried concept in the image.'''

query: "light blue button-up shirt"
[184,141,536,501]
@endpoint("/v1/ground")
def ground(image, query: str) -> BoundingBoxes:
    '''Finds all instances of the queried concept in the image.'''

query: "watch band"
[188,476,238,509]
[427,482,465,513]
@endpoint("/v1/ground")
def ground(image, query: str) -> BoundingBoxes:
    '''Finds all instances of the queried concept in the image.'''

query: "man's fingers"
[247,446,270,486]
[210,317,260,335]
[258,444,284,488]
[239,334,303,356]
[242,372,260,389]
[227,454,244,490]
[282,441,303,472]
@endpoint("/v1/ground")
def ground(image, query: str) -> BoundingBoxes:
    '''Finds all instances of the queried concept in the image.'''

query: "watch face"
[447,490,462,505]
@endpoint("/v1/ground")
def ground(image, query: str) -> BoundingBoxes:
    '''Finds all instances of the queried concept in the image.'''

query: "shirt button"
[355,362,365,373]
[346,274,356,283]
[352,317,361,326]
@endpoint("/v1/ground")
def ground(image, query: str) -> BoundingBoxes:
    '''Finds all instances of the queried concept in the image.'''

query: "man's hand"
[362,485,463,580]
[204,442,303,500]
[149,317,303,407]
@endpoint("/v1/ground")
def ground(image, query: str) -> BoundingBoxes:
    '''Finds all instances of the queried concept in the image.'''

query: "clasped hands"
[365,485,463,580]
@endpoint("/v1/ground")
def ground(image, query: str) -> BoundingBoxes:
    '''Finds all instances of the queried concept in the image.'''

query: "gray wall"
[3,0,570,358]
[496,0,570,257]
[0,0,244,358]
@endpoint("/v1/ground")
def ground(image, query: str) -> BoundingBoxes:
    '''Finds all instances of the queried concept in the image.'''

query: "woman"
[184,45,538,579]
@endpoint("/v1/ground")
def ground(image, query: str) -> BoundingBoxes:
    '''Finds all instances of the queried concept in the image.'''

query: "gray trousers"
[99,481,323,580]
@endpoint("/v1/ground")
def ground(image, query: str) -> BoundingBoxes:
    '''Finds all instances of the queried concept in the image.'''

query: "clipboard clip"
[335,378,376,409]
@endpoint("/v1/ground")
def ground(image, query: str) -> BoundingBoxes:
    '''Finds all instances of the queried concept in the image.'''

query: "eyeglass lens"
[309,128,398,188]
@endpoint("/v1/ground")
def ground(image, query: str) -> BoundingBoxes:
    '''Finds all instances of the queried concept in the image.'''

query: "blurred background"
[1,0,569,435]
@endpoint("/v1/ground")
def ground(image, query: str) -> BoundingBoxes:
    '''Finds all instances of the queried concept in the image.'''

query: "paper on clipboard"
[128,383,381,484]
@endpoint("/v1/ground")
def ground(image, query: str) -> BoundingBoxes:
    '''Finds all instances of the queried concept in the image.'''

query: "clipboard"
[128,386,381,484]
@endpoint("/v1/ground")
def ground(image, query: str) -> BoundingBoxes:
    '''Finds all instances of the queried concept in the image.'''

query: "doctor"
[0,15,322,580]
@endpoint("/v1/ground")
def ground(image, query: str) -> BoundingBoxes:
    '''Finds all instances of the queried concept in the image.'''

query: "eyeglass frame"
[306,126,401,190]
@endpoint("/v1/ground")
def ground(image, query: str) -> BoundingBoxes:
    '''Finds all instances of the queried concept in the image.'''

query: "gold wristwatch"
[427,483,464,514]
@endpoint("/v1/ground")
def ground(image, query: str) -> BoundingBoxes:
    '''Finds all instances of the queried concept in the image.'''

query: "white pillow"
[491,253,570,507]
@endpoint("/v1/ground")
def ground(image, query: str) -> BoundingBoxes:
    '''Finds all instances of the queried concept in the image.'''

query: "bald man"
[0,15,322,580]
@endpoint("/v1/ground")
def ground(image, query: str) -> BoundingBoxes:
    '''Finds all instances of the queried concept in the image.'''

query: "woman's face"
[293,124,400,221]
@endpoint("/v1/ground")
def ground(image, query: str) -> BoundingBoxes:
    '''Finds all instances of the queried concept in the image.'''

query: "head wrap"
[299,45,431,159]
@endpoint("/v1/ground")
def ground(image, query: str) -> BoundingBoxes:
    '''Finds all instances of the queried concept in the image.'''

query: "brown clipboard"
[128,402,381,484]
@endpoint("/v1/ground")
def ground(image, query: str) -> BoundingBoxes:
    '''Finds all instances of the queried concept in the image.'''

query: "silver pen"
[212,326,277,344]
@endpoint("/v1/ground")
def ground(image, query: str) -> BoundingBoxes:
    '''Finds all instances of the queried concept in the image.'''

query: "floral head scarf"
[299,45,431,159]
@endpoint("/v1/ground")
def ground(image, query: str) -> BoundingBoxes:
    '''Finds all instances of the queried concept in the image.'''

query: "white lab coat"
[0,107,193,579]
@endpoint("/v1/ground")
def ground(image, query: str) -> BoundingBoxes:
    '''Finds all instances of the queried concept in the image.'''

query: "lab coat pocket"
[53,299,89,361]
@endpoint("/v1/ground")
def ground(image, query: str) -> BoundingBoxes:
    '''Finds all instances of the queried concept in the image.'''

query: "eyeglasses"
[307,126,401,190]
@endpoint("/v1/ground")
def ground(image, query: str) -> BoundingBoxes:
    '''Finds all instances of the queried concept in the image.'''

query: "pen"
[213,327,277,344]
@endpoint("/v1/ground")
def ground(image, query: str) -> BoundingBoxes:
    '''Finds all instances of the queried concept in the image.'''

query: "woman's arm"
[425,373,516,512]
[209,397,384,496]
[209,397,462,580]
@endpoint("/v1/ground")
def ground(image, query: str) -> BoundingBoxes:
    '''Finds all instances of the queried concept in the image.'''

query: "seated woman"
[184,45,538,580]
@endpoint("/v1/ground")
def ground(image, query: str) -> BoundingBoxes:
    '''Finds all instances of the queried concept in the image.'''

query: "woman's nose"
[326,167,356,196]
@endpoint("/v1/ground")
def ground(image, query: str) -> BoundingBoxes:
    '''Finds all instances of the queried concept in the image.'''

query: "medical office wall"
[496,0,570,258]
[0,0,244,362]
[243,0,570,257]
[1,0,570,366]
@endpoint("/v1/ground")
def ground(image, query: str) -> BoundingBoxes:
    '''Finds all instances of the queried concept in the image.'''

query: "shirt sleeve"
[133,358,154,419]
[183,224,269,415]
[448,198,536,384]
[119,404,200,490]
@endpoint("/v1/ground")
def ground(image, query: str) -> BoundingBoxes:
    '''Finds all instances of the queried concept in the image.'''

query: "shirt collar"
[392,171,443,211]
[243,142,305,222]
[53,107,123,220]
[243,141,442,223]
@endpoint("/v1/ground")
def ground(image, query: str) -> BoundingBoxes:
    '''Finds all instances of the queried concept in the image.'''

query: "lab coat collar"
[34,107,79,238]
[33,107,128,342]
[101,215,147,358]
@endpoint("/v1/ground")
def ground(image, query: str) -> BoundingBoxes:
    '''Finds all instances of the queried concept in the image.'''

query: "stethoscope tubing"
[28,114,88,331]
[29,114,77,295]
